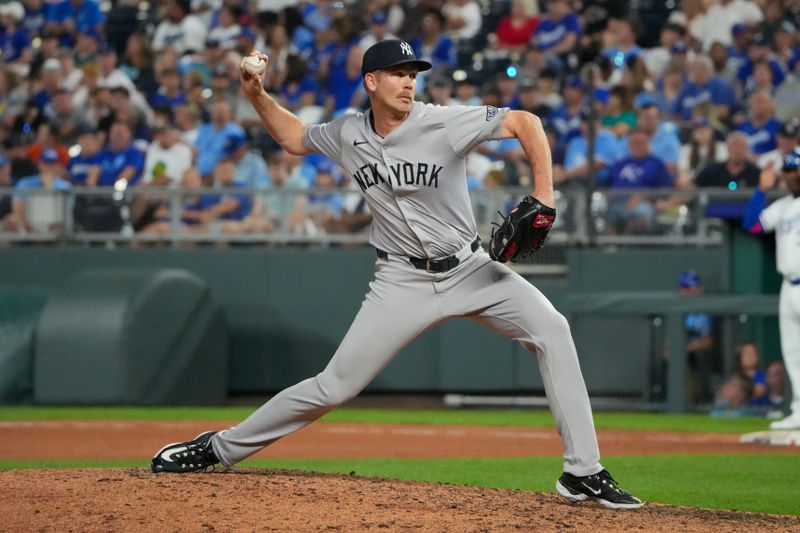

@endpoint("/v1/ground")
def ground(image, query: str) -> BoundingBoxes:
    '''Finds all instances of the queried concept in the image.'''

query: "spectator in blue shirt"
[678,269,718,403]
[618,103,681,176]
[89,121,145,187]
[151,67,186,110]
[531,0,579,70]
[671,55,737,125]
[602,17,644,71]
[31,58,64,115]
[0,1,32,64]
[547,75,585,148]
[300,159,344,235]
[601,128,673,234]
[735,89,781,164]
[737,34,786,96]
[46,0,104,39]
[21,0,47,38]
[224,131,269,189]
[67,125,104,184]
[195,99,246,178]
[183,160,255,234]
[727,23,751,76]
[11,148,72,234]
[277,55,320,113]
[324,43,366,118]
[741,59,779,101]
[410,8,457,74]
[562,110,623,186]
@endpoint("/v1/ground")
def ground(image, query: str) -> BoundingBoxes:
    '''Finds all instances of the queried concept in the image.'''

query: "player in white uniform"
[151,40,643,510]
[744,149,800,430]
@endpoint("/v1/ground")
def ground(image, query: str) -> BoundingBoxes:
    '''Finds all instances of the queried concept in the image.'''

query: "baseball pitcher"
[151,40,643,510]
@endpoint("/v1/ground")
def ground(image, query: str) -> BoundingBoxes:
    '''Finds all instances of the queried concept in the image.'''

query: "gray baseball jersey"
[303,101,504,258]
[210,103,603,478]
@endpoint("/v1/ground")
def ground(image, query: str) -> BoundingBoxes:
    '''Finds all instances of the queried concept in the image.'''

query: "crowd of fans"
[0,0,799,238]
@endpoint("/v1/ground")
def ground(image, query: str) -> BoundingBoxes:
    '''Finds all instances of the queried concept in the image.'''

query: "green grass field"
[1,407,798,516]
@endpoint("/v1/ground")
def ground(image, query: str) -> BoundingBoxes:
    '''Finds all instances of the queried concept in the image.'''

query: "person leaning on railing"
[7,149,71,235]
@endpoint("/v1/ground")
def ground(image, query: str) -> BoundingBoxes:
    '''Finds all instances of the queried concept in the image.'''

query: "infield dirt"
[1,421,799,532]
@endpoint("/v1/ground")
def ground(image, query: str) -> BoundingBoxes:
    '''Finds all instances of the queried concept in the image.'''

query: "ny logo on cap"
[400,42,413,56]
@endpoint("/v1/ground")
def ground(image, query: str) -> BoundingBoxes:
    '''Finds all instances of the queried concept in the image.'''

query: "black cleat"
[556,469,644,510]
[151,431,220,473]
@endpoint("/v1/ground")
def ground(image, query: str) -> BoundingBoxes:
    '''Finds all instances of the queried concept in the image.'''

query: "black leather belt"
[376,237,481,273]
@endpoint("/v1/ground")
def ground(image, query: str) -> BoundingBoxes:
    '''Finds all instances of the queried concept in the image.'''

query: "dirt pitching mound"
[2,468,798,532]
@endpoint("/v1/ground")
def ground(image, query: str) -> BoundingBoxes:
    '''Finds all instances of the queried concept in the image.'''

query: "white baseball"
[241,52,268,76]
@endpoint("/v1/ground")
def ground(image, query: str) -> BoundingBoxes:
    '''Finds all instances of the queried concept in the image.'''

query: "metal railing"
[0,185,767,252]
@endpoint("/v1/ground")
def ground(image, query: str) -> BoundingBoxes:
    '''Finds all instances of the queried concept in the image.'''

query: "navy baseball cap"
[671,42,688,54]
[371,10,388,25]
[678,269,702,289]
[731,22,749,36]
[361,39,432,76]
[778,120,799,138]
[782,150,800,171]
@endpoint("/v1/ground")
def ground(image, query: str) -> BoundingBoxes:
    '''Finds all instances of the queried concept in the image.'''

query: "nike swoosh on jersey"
[353,140,369,146]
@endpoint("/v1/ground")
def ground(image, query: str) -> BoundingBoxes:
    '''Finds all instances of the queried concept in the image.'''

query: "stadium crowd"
[0,0,799,238]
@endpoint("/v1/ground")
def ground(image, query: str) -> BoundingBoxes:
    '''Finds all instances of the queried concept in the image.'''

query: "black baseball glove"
[488,195,556,263]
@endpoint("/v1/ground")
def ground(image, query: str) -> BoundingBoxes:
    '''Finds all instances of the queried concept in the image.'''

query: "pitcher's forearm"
[249,92,309,155]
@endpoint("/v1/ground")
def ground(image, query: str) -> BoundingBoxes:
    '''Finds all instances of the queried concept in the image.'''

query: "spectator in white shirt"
[442,0,481,42]
[152,0,208,55]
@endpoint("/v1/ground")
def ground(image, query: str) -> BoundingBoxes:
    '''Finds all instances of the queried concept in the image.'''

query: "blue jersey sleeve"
[743,189,766,232]
[564,14,580,33]
[656,159,673,186]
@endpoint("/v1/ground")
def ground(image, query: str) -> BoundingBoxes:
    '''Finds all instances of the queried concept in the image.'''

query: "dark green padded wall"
[34,268,229,405]
[0,288,48,403]
[0,246,734,399]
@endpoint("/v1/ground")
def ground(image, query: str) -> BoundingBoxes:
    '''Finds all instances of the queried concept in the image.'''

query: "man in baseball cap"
[743,146,800,431]
[360,39,432,76]
[156,25,645,512]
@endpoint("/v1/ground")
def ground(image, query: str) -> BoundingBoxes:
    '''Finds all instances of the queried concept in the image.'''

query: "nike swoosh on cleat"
[581,482,602,495]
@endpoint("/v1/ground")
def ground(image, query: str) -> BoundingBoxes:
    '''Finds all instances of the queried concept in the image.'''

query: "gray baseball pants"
[212,245,603,476]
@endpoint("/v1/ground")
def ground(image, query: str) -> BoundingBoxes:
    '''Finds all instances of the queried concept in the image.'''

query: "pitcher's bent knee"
[314,373,361,407]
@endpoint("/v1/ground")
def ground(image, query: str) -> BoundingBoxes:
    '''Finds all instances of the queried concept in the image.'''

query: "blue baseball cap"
[371,10,388,24]
[316,159,337,174]
[41,148,59,164]
[634,93,658,109]
[782,149,800,171]
[564,75,585,90]
[678,269,702,289]
[224,131,248,155]
[239,27,257,41]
